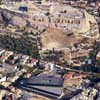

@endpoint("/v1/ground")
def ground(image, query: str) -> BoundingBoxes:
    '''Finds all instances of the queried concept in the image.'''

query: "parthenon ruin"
[31,5,97,34]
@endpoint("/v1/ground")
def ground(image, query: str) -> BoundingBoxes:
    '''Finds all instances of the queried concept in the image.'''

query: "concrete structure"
[27,73,64,86]
[17,72,64,99]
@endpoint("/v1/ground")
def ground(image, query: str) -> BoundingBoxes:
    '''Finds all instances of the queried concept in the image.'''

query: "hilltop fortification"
[31,5,97,34]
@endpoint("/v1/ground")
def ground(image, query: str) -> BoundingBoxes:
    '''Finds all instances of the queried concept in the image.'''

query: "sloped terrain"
[0,8,29,28]
[40,28,80,51]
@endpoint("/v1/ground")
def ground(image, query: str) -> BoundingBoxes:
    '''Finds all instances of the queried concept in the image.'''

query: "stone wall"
[30,7,95,34]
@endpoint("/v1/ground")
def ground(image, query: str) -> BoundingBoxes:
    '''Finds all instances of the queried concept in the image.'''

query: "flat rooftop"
[27,73,64,86]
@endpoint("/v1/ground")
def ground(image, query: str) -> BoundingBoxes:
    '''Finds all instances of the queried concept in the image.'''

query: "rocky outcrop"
[0,8,28,28]
[11,16,27,27]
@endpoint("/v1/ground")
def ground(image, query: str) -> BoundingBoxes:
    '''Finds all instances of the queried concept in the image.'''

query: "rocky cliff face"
[0,8,28,28]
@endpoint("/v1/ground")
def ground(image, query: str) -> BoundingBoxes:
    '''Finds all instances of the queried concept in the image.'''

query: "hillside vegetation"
[0,35,40,59]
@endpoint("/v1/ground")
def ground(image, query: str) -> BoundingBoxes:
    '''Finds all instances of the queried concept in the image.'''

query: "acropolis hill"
[31,5,97,34]
[0,1,99,51]
[0,1,98,35]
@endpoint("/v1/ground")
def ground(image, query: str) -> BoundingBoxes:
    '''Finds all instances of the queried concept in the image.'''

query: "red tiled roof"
[64,72,87,79]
